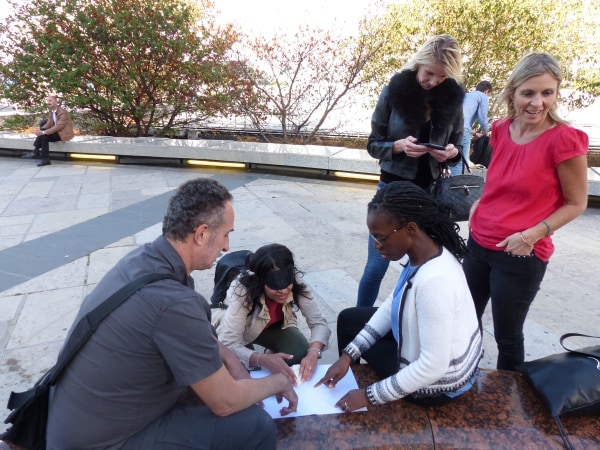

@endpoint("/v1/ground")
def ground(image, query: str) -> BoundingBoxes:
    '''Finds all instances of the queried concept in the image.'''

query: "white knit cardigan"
[344,248,482,405]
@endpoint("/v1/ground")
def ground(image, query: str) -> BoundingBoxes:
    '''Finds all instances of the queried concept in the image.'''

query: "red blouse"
[470,118,588,261]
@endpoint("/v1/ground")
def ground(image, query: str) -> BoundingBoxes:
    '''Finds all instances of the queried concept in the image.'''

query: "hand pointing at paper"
[314,352,352,389]
[315,353,368,412]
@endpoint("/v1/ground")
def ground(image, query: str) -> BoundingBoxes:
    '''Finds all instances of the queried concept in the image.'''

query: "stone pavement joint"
[0,155,598,436]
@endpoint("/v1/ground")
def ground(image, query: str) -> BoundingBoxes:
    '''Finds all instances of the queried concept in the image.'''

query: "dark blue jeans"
[463,237,548,370]
[357,181,390,307]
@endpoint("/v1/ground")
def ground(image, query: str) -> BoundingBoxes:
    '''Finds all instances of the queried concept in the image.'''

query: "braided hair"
[237,243,310,315]
[368,181,468,261]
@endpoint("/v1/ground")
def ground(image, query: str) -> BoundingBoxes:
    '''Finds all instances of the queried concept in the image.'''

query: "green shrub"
[0,114,34,131]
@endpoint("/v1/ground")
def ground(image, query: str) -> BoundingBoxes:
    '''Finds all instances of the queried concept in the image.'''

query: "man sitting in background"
[22,95,74,167]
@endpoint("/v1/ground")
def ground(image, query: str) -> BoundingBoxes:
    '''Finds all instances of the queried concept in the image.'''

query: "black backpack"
[470,135,493,167]
[210,250,252,308]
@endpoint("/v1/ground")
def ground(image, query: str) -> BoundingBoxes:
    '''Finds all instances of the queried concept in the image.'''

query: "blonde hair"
[402,34,463,82]
[498,52,568,125]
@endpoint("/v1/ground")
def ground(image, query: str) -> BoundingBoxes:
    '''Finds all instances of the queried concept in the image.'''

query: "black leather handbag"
[430,155,485,221]
[518,333,600,449]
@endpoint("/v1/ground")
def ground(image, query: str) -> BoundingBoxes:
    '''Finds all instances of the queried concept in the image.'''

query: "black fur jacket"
[367,70,465,181]
[388,70,464,144]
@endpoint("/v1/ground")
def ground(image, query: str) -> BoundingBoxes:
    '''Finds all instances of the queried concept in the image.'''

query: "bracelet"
[520,232,534,246]
[307,347,322,358]
[541,220,551,236]
[256,353,261,368]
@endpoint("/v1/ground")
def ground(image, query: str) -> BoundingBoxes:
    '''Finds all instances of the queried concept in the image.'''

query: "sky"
[0,0,383,34]
[212,0,380,36]
[0,1,13,19]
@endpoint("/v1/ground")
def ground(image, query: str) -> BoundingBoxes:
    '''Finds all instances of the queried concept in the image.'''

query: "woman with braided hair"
[316,181,482,411]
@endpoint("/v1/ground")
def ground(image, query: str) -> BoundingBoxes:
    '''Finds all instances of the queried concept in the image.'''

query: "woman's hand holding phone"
[416,142,446,150]
[420,143,459,162]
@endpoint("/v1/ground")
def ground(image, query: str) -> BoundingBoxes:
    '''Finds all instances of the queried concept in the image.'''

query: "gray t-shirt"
[47,236,222,449]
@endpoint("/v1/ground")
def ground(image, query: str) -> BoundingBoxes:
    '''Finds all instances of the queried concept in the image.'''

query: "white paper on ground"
[250,363,368,419]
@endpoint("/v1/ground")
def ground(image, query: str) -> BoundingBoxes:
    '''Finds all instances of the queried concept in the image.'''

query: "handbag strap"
[48,273,179,384]
[441,152,473,177]
[559,332,600,357]
[557,332,599,450]
[458,152,473,175]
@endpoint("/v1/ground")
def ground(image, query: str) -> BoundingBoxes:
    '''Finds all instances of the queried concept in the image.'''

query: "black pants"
[337,307,454,407]
[33,133,61,158]
[337,307,398,379]
[462,237,547,370]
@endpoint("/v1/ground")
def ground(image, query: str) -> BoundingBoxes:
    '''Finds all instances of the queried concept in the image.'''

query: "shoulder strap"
[396,249,445,364]
[49,273,179,384]
[560,332,600,357]
[395,265,423,363]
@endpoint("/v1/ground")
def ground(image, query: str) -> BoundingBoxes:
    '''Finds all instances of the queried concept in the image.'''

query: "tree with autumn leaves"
[229,17,393,143]
[1,0,599,141]
[359,0,600,115]
[0,0,245,136]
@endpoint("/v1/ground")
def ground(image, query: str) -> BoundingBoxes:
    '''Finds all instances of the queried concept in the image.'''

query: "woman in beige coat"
[214,244,331,384]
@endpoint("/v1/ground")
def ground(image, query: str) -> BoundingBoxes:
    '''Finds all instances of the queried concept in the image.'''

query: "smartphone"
[417,142,446,150]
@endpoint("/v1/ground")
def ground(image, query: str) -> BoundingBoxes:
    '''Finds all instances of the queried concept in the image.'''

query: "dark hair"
[475,80,492,92]
[237,243,311,315]
[368,181,468,261]
[162,178,232,241]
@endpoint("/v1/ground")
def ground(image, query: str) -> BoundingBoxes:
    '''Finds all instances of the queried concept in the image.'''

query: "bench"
[3,364,599,449]
[0,132,380,178]
[2,131,600,195]
[275,364,600,449]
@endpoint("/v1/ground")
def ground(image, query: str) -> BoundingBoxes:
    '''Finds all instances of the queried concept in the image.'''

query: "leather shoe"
[37,159,51,167]
[22,151,41,159]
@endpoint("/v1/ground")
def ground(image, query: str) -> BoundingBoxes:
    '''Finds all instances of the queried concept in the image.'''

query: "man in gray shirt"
[451,80,492,175]
[47,178,297,449]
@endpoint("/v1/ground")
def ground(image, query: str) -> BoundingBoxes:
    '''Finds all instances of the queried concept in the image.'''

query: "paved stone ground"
[0,156,598,434]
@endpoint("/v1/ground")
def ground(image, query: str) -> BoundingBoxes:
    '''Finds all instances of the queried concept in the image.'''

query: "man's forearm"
[219,341,249,380]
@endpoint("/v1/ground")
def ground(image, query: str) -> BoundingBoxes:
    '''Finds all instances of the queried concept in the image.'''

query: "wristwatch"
[308,347,322,359]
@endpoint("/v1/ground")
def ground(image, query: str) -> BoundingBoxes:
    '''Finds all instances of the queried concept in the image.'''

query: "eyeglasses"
[371,229,399,247]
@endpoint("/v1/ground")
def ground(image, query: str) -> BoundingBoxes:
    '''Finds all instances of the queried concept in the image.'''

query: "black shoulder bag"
[1,273,178,450]
[517,333,600,449]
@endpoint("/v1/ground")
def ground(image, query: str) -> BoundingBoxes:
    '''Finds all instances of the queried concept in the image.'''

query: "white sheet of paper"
[250,363,368,419]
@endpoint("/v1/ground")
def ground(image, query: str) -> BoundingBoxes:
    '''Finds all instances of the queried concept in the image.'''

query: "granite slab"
[275,364,600,449]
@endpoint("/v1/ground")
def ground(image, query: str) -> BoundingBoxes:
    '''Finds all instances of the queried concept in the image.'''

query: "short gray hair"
[162,178,232,241]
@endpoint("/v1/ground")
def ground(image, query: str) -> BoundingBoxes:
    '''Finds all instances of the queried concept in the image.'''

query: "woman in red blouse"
[463,52,588,370]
